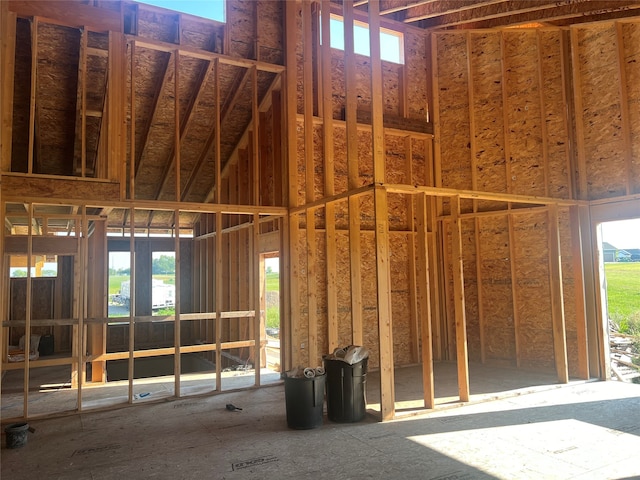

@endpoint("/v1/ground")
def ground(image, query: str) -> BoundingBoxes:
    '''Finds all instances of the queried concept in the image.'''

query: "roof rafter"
[153,58,215,200]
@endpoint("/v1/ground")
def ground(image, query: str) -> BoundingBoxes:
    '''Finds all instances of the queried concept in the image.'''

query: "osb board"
[382,63,400,115]
[294,120,324,204]
[385,135,409,230]
[512,211,554,370]
[136,7,179,44]
[503,30,546,197]
[314,233,328,365]
[469,31,507,211]
[227,0,257,59]
[132,46,175,200]
[557,207,581,376]
[461,218,480,362]
[435,28,571,207]
[404,29,429,121]
[256,0,284,65]
[411,137,429,187]
[335,230,353,347]
[332,126,350,228]
[621,21,640,194]
[389,233,412,366]
[434,33,473,194]
[477,215,515,362]
[360,232,381,368]
[179,16,223,53]
[10,18,31,173]
[158,55,212,201]
[326,31,429,120]
[35,22,81,175]
[294,220,309,367]
[573,22,627,199]
[539,29,572,199]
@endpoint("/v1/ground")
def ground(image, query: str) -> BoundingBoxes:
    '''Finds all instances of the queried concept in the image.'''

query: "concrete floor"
[3,365,640,479]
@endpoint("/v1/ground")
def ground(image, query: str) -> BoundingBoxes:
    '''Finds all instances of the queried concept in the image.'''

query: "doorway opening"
[601,218,640,382]
[263,253,281,373]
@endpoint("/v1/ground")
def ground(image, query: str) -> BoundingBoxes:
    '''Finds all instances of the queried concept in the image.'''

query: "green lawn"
[266,271,279,292]
[605,262,640,333]
[109,275,130,296]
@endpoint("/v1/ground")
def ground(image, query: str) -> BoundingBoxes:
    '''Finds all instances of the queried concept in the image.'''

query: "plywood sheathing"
[33,22,81,175]
[435,29,572,210]
[622,21,640,193]
[477,215,515,364]
[538,29,572,200]
[503,31,546,197]
[572,21,628,199]
[512,211,554,370]
[227,0,257,59]
[255,0,284,65]
[10,18,33,172]
[435,33,472,214]
[404,30,429,121]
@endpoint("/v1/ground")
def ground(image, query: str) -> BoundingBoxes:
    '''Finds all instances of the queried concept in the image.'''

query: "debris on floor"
[610,327,640,383]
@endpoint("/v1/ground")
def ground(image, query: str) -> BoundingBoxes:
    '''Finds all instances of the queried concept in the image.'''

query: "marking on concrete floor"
[220,423,249,430]
[430,472,474,480]
[232,455,279,471]
[552,446,577,454]
[173,402,200,409]
[73,444,121,456]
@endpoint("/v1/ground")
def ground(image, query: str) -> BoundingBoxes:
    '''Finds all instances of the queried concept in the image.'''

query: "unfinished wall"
[432,20,640,376]
[289,0,433,372]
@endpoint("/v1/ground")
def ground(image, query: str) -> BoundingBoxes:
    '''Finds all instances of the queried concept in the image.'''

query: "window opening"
[322,14,404,64]
[152,251,176,316]
[601,218,640,383]
[134,0,226,23]
[10,255,58,278]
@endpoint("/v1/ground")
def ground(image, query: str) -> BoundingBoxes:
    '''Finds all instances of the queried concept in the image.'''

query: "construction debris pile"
[610,326,640,383]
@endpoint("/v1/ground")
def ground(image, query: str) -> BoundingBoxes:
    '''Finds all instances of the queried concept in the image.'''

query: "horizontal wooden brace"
[128,36,286,74]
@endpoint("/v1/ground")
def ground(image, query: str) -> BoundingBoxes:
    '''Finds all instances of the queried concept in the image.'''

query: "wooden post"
[369,0,395,421]
[253,213,262,385]
[570,206,589,379]
[321,0,338,352]
[306,208,318,366]
[406,136,419,363]
[215,211,223,391]
[174,52,181,201]
[284,0,301,367]
[450,195,470,402]
[174,210,181,396]
[128,208,135,402]
[344,0,363,347]
[416,193,434,408]
[508,214,521,367]
[88,219,107,383]
[475,217,486,363]
[23,203,33,417]
[129,40,136,199]
[548,204,569,383]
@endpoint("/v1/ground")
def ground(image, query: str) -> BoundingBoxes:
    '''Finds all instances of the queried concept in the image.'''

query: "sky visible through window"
[602,218,640,249]
[135,0,225,22]
[328,16,403,64]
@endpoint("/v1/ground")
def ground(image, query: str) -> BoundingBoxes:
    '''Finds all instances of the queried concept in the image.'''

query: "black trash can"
[324,357,368,422]
[284,374,326,429]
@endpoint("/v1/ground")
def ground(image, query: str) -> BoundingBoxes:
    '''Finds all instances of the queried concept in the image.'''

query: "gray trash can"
[324,357,368,422]
[284,374,326,429]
